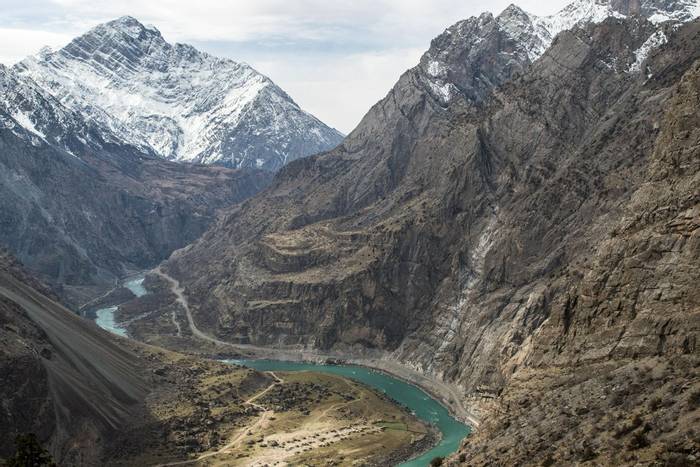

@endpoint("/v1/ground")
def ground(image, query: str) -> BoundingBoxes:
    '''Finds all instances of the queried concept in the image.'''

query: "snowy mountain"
[419,0,699,105]
[14,16,344,171]
[0,62,143,161]
[531,0,698,57]
[0,59,273,300]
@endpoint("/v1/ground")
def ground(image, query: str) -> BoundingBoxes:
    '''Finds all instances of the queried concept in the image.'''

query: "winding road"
[154,268,234,347]
[154,268,279,356]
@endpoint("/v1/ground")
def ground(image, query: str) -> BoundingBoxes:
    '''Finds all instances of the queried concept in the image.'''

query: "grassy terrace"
[202,371,426,466]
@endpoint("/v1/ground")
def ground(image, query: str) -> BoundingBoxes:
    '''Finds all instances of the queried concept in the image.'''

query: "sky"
[0,0,571,133]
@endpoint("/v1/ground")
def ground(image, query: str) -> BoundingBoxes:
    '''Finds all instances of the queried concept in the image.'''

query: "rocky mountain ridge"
[149,1,699,464]
[14,16,343,171]
[419,0,699,106]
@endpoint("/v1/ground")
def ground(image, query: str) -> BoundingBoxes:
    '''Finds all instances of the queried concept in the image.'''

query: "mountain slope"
[150,2,699,464]
[451,41,700,464]
[159,0,696,352]
[0,251,149,463]
[0,249,150,464]
[14,16,343,171]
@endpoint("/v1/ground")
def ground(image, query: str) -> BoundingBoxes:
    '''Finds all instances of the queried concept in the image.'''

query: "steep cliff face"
[451,37,700,466]
[160,3,570,346]
[163,9,694,354]
[396,15,697,392]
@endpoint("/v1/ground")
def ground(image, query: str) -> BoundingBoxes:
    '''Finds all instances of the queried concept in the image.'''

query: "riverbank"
[90,275,149,337]
[86,276,437,465]
[348,358,479,428]
[147,268,478,428]
[220,346,480,428]
[231,359,469,466]
[385,425,440,466]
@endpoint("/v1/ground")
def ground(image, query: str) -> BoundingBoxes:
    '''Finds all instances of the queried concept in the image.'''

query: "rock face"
[14,16,343,170]
[159,1,699,463]
[450,41,700,464]
[0,63,272,305]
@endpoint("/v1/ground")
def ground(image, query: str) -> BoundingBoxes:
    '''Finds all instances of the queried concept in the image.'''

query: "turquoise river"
[94,275,147,337]
[227,359,471,466]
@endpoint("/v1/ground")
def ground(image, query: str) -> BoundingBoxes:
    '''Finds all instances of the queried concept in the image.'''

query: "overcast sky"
[0,0,571,133]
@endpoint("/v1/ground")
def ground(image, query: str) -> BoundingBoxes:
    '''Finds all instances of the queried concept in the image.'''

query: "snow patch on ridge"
[11,111,45,139]
[648,0,700,23]
[429,81,452,102]
[427,60,445,77]
[629,29,668,73]
[534,0,625,44]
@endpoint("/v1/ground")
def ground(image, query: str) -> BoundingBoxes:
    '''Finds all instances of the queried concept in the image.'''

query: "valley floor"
[80,269,439,466]
[151,370,428,467]
[92,268,478,427]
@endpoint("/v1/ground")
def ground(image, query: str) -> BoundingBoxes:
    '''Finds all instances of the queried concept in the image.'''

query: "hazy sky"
[0,0,571,133]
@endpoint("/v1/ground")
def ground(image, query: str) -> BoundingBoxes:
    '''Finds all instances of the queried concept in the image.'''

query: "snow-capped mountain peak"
[14,16,343,170]
[519,0,698,63]
[418,0,699,106]
[534,0,698,56]
[536,0,625,41]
